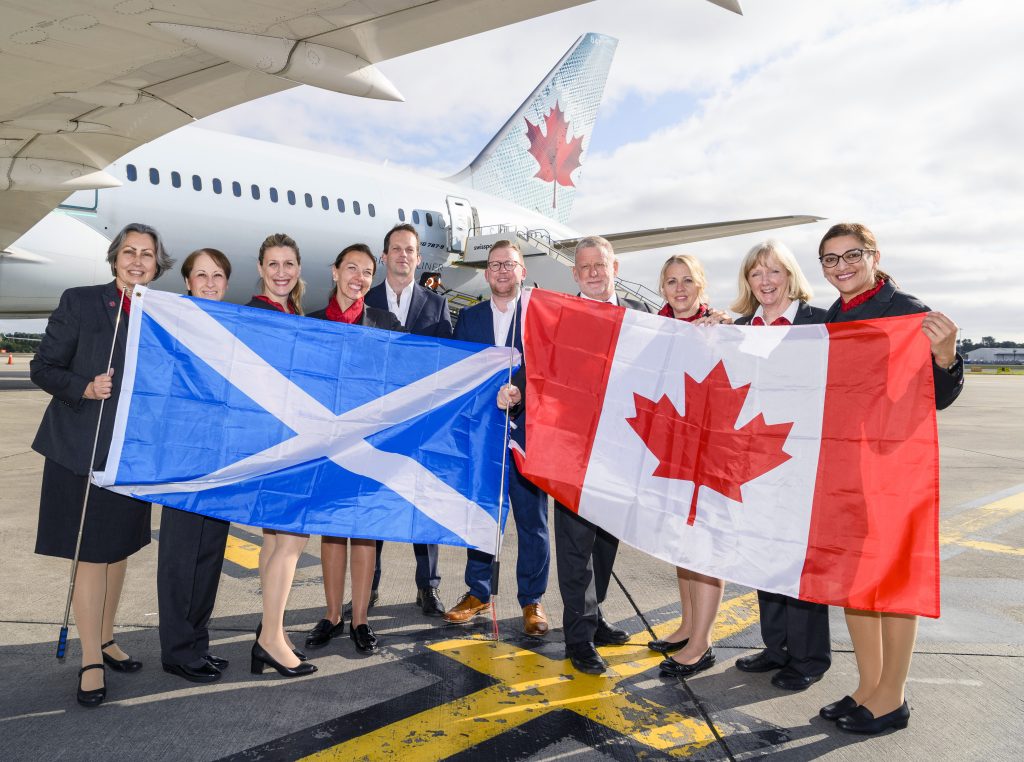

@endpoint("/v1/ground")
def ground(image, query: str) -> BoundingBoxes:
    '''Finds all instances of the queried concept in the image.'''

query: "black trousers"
[372,541,440,591]
[157,507,230,666]
[757,590,832,677]
[554,502,618,645]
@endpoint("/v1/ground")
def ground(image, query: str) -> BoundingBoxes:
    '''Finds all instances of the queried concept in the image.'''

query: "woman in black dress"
[31,222,174,707]
[814,223,962,734]
[304,244,403,654]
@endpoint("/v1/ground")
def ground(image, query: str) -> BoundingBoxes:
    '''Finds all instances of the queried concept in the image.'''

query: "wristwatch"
[944,355,962,375]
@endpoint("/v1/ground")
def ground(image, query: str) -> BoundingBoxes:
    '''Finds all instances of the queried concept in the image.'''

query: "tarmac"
[0,357,1021,761]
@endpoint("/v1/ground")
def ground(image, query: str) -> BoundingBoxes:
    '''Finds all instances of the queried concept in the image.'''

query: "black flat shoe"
[101,639,142,673]
[735,650,786,673]
[203,653,229,671]
[350,623,379,654]
[305,618,345,649]
[648,637,688,654]
[77,664,106,708]
[771,667,822,691]
[594,617,629,646]
[257,621,308,660]
[250,641,317,678]
[163,661,222,684]
[566,642,607,675]
[837,701,910,734]
[820,695,859,721]
[660,647,716,678]
[417,587,445,617]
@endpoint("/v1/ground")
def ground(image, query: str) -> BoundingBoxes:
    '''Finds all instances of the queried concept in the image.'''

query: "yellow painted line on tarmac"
[940,490,1024,555]
[302,592,759,761]
[223,534,261,569]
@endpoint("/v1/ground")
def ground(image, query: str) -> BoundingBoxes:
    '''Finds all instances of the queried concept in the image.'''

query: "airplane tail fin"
[450,33,616,225]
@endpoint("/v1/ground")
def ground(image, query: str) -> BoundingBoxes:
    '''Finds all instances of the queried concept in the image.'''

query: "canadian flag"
[517,289,940,617]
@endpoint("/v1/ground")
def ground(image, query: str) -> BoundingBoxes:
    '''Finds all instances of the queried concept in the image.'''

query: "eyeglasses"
[819,248,876,268]
[486,260,520,272]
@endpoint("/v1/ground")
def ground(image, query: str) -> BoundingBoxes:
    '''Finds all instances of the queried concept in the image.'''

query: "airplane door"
[446,195,472,254]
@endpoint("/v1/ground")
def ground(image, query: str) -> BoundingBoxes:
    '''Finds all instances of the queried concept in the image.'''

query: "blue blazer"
[453,298,524,353]
[365,282,453,339]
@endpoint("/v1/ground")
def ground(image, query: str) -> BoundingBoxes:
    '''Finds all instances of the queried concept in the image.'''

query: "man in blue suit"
[365,223,453,616]
[443,240,551,636]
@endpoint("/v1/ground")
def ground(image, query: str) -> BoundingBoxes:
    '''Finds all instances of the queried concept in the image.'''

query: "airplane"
[0,0,816,316]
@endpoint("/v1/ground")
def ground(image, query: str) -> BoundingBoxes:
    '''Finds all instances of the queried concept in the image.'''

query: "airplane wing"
[0,0,590,249]
[555,215,824,255]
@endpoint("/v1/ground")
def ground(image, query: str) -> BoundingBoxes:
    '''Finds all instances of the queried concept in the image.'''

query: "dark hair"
[258,233,305,314]
[181,248,232,281]
[332,243,376,274]
[419,271,440,287]
[106,222,174,279]
[383,223,419,253]
[818,222,896,286]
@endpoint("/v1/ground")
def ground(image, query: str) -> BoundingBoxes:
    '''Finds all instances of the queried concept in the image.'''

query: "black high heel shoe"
[77,664,106,708]
[250,641,317,678]
[350,623,379,654]
[101,639,142,673]
[256,621,308,661]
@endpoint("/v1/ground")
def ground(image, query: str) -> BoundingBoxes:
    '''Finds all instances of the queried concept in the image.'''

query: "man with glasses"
[443,240,551,636]
[499,235,654,674]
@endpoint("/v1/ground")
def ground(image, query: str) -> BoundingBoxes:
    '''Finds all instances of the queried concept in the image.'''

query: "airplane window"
[412,210,420,224]
[212,178,222,194]
[126,164,137,182]
[232,181,241,197]
[321,195,329,211]
[353,201,361,215]
[368,203,376,218]
[337,198,345,213]
[149,168,160,185]
[171,171,181,188]
[398,208,405,222]
[269,187,278,203]
[192,175,202,191]
[426,212,433,227]
[304,193,313,208]
[251,184,260,200]
[287,190,296,205]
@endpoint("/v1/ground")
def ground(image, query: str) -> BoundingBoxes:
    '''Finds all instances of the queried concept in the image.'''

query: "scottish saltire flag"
[94,288,518,553]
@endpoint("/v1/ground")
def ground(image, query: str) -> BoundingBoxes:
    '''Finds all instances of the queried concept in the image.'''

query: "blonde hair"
[258,233,305,315]
[658,253,708,304]
[730,239,814,315]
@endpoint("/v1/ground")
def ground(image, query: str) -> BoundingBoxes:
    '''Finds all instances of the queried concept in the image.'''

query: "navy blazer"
[453,298,524,353]
[824,280,963,410]
[734,301,827,326]
[31,281,129,474]
[365,281,453,338]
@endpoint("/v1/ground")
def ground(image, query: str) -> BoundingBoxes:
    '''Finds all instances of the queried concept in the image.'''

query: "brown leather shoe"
[443,593,489,624]
[522,603,549,636]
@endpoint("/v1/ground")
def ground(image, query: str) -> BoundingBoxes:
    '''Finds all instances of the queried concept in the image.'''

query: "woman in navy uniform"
[31,222,173,707]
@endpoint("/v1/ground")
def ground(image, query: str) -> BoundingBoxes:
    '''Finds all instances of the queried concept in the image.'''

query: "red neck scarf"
[840,278,886,312]
[325,296,364,324]
[751,314,791,326]
[252,294,296,314]
[659,303,710,322]
[120,291,132,316]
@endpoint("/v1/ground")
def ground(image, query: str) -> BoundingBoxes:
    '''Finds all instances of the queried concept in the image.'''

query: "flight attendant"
[305,244,402,654]
[158,249,234,684]
[729,240,831,691]
[814,223,962,733]
[650,254,732,679]
[31,222,173,707]
[246,233,316,678]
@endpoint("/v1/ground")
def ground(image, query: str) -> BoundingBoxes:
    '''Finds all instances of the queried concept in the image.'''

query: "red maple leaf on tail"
[626,361,794,526]
[525,102,584,209]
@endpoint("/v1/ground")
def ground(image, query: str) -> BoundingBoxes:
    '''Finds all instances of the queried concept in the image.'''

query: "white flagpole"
[56,286,128,661]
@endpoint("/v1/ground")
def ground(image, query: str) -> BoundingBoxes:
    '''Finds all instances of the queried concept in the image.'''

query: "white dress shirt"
[385,280,415,326]
[580,291,619,306]
[752,300,799,325]
[490,297,518,347]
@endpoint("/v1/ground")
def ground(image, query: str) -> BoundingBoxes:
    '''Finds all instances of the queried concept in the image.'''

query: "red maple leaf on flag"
[626,361,794,526]
[525,102,584,209]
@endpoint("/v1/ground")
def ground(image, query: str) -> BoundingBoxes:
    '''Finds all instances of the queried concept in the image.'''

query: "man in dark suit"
[499,235,654,674]
[443,240,551,636]
[365,223,453,616]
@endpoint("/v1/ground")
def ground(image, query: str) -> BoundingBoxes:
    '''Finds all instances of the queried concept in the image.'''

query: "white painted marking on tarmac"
[905,676,983,686]
[0,709,64,722]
